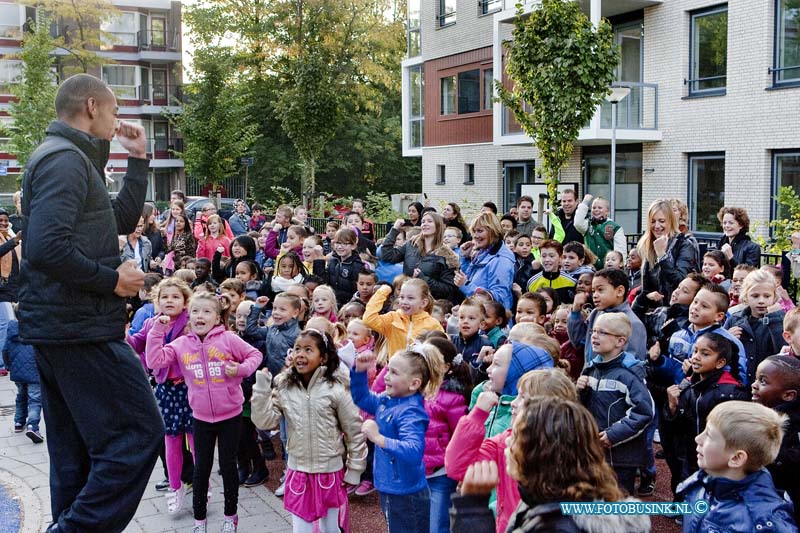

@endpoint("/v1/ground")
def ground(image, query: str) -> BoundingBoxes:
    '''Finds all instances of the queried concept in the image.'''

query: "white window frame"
[0,4,22,40]
[101,11,139,48]
[0,60,22,95]
[102,64,140,100]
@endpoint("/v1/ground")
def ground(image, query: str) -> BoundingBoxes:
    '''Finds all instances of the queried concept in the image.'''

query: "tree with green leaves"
[23,0,118,75]
[496,0,618,207]
[8,15,58,169]
[172,47,261,193]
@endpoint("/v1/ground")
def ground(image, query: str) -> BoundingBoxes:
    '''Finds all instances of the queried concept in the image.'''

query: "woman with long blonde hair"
[381,211,461,303]
[633,199,698,313]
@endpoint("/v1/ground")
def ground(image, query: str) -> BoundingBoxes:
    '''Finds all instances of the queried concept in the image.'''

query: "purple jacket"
[146,323,262,423]
[128,311,189,383]
[423,380,468,475]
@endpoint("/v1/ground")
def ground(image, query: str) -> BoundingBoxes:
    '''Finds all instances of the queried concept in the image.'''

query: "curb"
[0,465,46,533]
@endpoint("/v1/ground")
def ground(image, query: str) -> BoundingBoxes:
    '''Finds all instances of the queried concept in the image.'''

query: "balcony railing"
[502,81,659,137]
[139,84,185,105]
[598,82,658,130]
[147,137,183,158]
[101,30,180,52]
[108,84,185,106]
[0,24,22,40]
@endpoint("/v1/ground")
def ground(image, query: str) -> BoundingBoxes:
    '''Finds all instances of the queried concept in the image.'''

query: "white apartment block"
[402,0,800,238]
[0,0,185,202]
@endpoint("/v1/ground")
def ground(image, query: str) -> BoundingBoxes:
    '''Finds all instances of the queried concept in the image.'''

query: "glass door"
[153,122,169,156]
[151,17,166,48]
[503,162,534,212]
[152,69,167,103]
[583,145,642,234]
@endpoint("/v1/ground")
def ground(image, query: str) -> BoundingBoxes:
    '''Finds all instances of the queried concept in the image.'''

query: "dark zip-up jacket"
[313,253,366,307]
[381,227,461,303]
[19,121,149,344]
[665,369,749,477]
[718,230,761,268]
[723,307,786,385]
[579,351,654,468]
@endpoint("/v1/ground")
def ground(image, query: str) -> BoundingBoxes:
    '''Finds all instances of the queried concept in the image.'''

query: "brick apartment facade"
[402,0,800,238]
[0,0,185,202]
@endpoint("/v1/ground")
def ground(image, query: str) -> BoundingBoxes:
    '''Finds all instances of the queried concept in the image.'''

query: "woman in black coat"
[381,211,461,303]
[142,203,165,272]
[442,202,470,243]
[717,206,761,268]
[633,199,698,315]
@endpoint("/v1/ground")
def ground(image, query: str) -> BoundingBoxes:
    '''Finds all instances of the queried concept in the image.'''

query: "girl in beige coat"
[251,328,366,533]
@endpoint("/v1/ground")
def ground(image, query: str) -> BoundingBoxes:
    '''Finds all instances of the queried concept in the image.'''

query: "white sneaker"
[274,479,285,497]
[166,485,185,515]
[653,429,661,444]
[192,521,207,533]
[221,516,238,532]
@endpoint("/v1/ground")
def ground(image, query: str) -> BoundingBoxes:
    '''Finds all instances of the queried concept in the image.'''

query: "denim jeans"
[35,340,163,532]
[644,416,657,478]
[14,382,41,431]
[427,474,457,533]
[380,487,431,533]
[0,301,12,369]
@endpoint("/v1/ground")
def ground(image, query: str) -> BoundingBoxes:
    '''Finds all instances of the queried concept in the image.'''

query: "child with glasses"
[577,312,654,495]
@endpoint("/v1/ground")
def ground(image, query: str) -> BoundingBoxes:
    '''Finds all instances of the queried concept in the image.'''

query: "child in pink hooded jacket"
[146,292,262,533]
[444,368,576,533]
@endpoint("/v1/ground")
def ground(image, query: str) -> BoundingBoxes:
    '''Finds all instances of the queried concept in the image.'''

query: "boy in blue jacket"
[578,312,654,494]
[678,401,797,533]
[2,319,43,443]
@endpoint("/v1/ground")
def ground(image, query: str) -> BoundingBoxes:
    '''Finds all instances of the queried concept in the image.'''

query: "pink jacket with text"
[444,406,519,533]
[146,323,262,423]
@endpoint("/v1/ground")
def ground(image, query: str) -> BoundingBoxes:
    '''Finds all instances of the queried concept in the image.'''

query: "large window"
[0,60,21,95]
[0,4,21,40]
[457,69,480,114]
[409,65,424,148]
[101,12,138,47]
[689,153,725,233]
[102,65,138,99]
[408,0,420,57]
[774,151,800,219]
[689,5,727,96]
[441,68,491,116]
[774,0,800,85]
[438,0,456,27]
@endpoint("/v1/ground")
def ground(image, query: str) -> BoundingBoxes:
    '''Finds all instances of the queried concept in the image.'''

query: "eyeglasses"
[591,329,624,338]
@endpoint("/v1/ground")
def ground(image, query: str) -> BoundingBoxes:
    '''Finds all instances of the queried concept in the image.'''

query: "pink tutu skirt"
[283,468,347,523]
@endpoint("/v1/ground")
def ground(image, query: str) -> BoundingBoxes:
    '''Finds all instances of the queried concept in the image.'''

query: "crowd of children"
[7,192,800,533]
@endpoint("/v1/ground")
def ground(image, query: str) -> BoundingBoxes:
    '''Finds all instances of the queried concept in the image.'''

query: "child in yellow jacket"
[364,279,444,358]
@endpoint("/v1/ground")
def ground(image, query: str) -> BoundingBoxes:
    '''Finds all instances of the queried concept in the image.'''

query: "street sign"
[0,163,8,176]
[240,157,254,167]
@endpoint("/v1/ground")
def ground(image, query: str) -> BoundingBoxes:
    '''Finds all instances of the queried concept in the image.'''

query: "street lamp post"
[606,86,630,220]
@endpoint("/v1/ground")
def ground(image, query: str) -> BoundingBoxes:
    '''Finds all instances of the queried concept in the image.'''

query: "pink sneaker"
[346,483,358,496]
[354,480,375,496]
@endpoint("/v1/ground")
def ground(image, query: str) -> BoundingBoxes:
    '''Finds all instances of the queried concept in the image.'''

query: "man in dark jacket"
[18,74,162,532]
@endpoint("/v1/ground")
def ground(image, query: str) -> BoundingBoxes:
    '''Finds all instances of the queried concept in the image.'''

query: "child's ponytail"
[425,336,474,403]
[400,343,446,399]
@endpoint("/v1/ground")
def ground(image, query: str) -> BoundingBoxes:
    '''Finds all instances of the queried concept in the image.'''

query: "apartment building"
[402,0,800,237]
[0,0,184,202]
